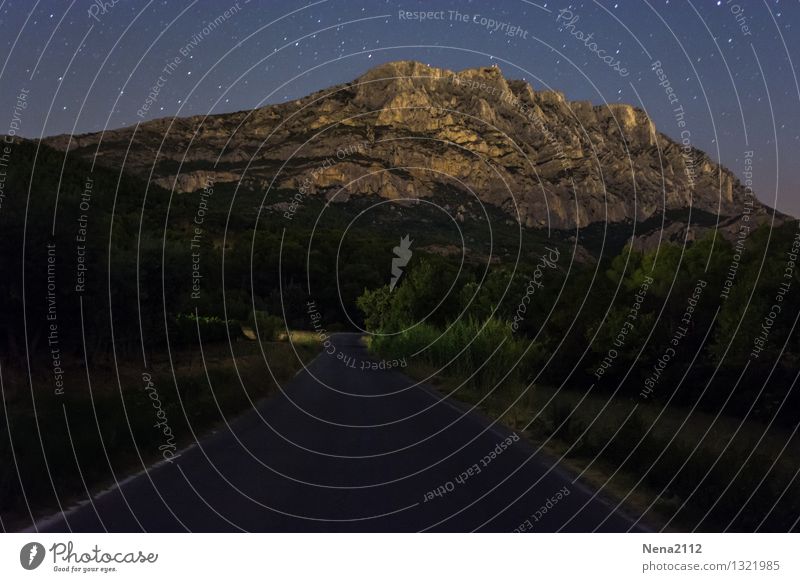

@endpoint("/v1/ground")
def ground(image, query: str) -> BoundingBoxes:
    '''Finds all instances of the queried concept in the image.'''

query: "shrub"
[171,313,242,345]
[248,310,284,341]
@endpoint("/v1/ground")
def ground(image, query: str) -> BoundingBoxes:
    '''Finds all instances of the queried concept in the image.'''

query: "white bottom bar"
[1,533,797,581]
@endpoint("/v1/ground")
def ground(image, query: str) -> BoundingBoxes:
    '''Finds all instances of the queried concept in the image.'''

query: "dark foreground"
[34,334,645,532]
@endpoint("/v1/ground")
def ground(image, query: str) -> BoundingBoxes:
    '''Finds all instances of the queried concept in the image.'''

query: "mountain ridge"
[42,60,770,231]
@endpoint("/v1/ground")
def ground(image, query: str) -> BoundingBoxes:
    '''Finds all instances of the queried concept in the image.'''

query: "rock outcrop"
[44,60,763,229]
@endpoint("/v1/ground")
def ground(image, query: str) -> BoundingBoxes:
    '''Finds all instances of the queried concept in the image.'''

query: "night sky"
[1,0,798,214]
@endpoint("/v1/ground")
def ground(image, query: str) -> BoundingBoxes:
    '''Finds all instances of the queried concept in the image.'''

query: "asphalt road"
[36,333,646,532]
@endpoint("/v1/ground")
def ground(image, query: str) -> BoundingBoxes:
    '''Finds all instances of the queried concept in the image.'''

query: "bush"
[248,310,284,341]
[372,317,541,396]
[171,313,242,345]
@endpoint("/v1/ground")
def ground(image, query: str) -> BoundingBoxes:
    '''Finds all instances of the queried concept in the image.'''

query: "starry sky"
[1,0,798,215]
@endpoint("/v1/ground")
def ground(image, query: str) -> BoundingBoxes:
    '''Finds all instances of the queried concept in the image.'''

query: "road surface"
[35,333,646,532]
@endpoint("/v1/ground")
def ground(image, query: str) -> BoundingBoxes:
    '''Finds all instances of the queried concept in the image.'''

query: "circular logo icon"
[19,542,46,570]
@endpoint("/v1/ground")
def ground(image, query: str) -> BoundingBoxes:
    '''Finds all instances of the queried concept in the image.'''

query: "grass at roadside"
[0,335,319,530]
[369,342,800,532]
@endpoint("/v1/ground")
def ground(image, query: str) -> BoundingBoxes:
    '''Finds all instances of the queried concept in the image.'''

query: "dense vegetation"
[0,139,511,524]
[0,140,393,361]
[360,221,800,531]
[1,138,798,532]
[0,140,334,524]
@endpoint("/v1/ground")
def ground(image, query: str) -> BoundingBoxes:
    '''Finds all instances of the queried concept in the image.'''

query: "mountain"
[44,60,767,233]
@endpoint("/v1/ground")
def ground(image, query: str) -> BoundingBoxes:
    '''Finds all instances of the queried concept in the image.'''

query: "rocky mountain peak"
[44,60,764,231]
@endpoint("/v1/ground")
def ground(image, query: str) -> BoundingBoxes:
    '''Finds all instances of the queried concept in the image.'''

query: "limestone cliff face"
[44,60,760,229]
